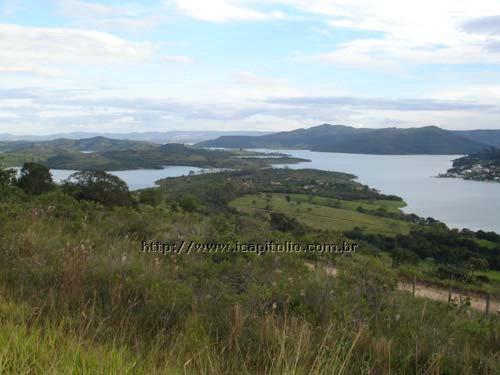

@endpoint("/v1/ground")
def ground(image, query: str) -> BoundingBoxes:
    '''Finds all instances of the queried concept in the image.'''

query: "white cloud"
[301,38,500,67]
[209,71,301,100]
[291,0,500,66]
[3,86,500,134]
[59,0,118,17]
[174,0,500,66]
[58,0,165,31]
[431,84,500,106]
[0,65,64,78]
[162,55,194,64]
[235,71,288,87]
[0,23,154,74]
[172,0,286,22]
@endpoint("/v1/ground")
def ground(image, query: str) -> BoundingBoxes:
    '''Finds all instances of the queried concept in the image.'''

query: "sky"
[2,1,500,134]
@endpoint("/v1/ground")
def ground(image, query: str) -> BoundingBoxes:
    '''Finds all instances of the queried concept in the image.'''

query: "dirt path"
[306,263,500,314]
[398,282,499,314]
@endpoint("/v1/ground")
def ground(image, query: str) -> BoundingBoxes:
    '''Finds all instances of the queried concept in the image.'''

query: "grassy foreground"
[0,187,498,374]
[0,165,499,373]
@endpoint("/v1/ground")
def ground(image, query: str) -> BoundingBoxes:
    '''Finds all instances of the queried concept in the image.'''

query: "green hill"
[0,137,307,170]
[198,124,491,155]
[453,129,500,148]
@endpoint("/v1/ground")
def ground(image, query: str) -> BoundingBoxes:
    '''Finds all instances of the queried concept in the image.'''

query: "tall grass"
[0,195,498,374]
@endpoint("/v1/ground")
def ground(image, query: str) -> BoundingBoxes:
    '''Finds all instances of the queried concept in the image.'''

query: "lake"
[50,166,206,191]
[51,151,500,233]
[263,149,500,233]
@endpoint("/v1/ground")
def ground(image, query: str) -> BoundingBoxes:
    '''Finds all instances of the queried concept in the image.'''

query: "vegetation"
[441,148,500,182]
[230,193,412,236]
[61,170,134,207]
[198,124,490,155]
[0,161,498,373]
[0,136,308,171]
[16,162,55,195]
[156,168,403,207]
[0,159,16,186]
[345,225,500,296]
[455,129,500,148]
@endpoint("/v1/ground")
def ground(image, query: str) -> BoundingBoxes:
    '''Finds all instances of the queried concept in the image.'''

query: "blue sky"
[2,0,500,134]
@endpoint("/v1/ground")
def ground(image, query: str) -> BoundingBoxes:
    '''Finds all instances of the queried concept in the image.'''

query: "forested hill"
[0,137,308,170]
[0,136,153,153]
[197,124,493,155]
[452,148,500,168]
[453,129,500,148]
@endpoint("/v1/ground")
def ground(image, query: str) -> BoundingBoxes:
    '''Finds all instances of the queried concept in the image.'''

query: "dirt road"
[307,262,500,314]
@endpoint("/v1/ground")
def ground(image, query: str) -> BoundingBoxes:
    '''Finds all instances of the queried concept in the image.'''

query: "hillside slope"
[453,130,500,148]
[198,124,491,155]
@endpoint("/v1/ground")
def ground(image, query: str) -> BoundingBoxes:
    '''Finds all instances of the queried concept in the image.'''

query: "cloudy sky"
[3,0,500,134]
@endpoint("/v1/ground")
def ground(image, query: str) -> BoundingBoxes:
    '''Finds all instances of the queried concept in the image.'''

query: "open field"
[475,239,499,249]
[476,270,500,283]
[282,193,407,213]
[230,193,412,236]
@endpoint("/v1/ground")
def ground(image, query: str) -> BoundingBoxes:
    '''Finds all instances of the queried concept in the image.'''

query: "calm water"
[51,151,500,232]
[262,149,500,233]
[50,166,205,191]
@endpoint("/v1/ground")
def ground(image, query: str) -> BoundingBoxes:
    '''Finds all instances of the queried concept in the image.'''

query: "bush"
[16,162,54,195]
[269,212,306,235]
[138,188,164,206]
[62,170,133,207]
[178,195,202,212]
[435,265,472,282]
[0,162,16,187]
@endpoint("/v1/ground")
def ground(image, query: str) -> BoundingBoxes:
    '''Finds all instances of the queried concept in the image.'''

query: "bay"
[50,166,206,191]
[262,149,500,233]
[48,150,500,232]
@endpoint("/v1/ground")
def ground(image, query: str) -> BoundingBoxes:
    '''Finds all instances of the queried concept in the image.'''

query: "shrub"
[16,162,54,195]
[0,162,16,187]
[62,170,133,207]
[178,195,202,212]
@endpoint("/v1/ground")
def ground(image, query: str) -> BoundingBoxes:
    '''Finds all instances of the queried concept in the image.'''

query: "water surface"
[50,166,205,191]
[51,151,500,232]
[261,149,500,233]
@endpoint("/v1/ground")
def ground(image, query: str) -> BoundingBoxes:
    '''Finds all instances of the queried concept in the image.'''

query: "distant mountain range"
[0,131,270,144]
[197,124,500,155]
[3,126,500,155]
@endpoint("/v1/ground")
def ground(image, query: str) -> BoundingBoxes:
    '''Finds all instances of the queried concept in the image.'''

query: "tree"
[391,248,419,266]
[465,257,489,272]
[16,162,54,195]
[178,195,201,212]
[62,170,133,207]
[269,212,305,235]
[0,160,16,187]
[138,188,164,206]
